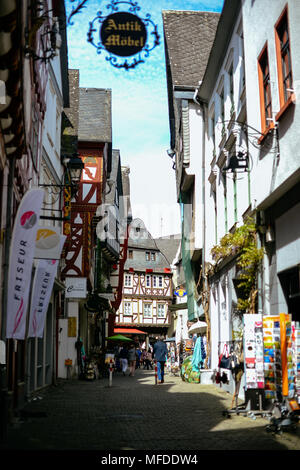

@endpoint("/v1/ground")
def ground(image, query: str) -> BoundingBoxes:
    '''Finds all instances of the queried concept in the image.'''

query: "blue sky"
[66,0,224,238]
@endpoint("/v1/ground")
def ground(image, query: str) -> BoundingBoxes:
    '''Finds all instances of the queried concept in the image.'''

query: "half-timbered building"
[58,80,113,377]
[115,221,179,341]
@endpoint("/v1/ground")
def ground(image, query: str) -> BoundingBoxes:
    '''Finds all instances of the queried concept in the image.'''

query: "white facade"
[165,0,300,399]
[28,44,68,386]
[241,0,300,321]
[243,0,300,209]
[203,10,248,379]
[197,0,300,395]
[205,11,249,263]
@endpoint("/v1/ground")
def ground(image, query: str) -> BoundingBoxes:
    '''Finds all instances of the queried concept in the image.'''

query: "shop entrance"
[278,266,300,322]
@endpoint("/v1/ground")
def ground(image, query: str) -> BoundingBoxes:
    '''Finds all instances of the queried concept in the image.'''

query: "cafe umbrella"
[106,334,132,342]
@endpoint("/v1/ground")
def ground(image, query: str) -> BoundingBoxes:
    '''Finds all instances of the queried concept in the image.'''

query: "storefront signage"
[28,236,66,338]
[174,287,187,298]
[68,317,77,337]
[65,277,87,298]
[101,12,147,57]
[6,189,44,339]
[87,0,160,70]
[34,225,63,259]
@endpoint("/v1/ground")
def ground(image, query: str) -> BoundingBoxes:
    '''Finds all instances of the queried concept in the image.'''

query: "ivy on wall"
[210,217,264,314]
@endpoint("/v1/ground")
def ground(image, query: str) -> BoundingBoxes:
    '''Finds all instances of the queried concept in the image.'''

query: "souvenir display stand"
[295,322,300,403]
[223,313,300,428]
[223,314,271,418]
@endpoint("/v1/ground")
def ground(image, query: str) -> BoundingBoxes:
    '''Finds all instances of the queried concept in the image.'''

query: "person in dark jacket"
[153,336,168,384]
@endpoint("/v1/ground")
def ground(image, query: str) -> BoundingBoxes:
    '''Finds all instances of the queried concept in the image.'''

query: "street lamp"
[67,153,84,184]
[39,153,84,221]
[39,153,84,193]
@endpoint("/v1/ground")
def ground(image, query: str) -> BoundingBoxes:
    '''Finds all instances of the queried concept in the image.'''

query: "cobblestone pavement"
[1,368,300,454]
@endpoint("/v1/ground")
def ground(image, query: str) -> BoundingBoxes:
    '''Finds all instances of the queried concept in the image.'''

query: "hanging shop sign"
[34,225,63,260]
[174,287,187,298]
[87,0,160,70]
[65,277,87,298]
[28,236,66,338]
[6,189,45,339]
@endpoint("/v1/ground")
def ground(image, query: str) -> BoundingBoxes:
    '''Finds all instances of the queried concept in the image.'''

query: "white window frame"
[124,274,132,287]
[157,303,165,318]
[143,303,152,317]
[124,302,132,315]
[146,275,151,287]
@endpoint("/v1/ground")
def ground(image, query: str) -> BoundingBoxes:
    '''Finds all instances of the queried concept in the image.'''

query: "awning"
[188,321,207,334]
[114,328,147,335]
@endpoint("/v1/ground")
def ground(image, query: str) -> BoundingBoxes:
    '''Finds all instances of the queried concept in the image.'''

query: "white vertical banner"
[6,189,45,339]
[28,235,66,338]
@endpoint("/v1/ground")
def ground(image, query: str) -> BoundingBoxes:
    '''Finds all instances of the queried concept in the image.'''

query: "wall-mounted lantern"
[222,151,248,173]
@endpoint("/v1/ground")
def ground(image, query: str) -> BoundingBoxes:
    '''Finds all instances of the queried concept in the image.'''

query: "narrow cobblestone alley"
[1,369,300,455]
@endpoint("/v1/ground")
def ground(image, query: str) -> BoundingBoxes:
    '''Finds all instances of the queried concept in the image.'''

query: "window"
[31,107,39,168]
[220,88,225,135]
[124,302,132,315]
[128,250,133,259]
[151,252,156,261]
[153,276,157,287]
[124,274,132,287]
[158,276,163,288]
[56,108,60,146]
[157,304,165,318]
[146,275,151,287]
[275,6,293,117]
[212,183,217,243]
[258,45,273,134]
[222,171,228,233]
[145,251,150,261]
[211,113,216,153]
[229,64,234,113]
[143,303,152,317]
[233,173,238,224]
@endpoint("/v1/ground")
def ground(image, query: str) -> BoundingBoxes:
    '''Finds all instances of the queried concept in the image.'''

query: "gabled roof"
[155,235,181,265]
[198,0,241,101]
[162,10,220,88]
[78,87,112,143]
[125,220,176,273]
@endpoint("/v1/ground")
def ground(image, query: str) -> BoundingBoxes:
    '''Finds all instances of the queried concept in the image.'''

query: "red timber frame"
[62,145,103,284]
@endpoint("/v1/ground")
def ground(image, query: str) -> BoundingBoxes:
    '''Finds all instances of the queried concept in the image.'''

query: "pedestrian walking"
[153,336,168,384]
[136,347,142,368]
[119,344,129,376]
[142,349,147,368]
[145,349,153,370]
[128,343,137,376]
